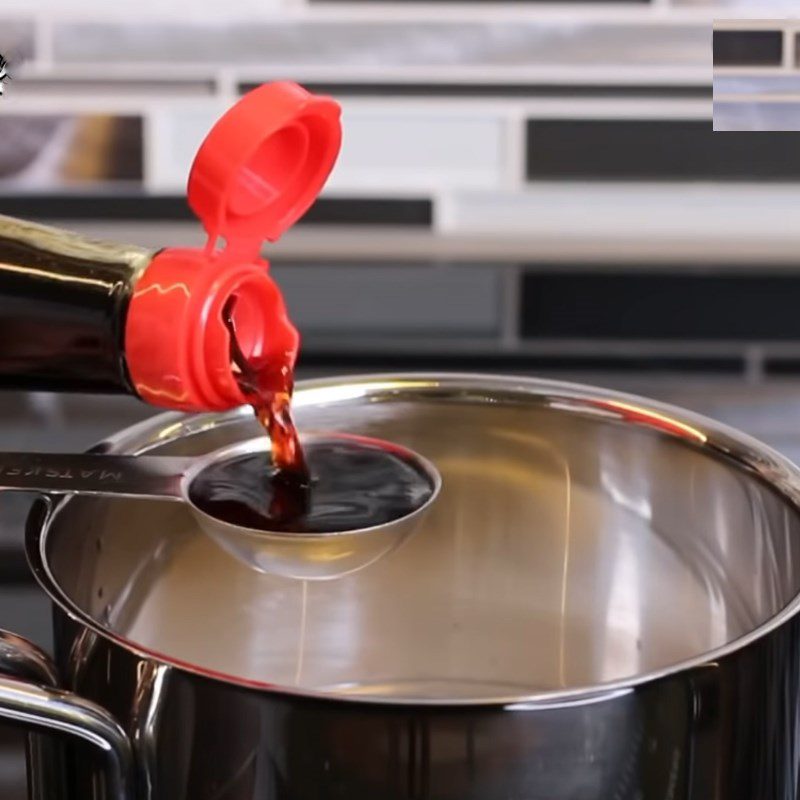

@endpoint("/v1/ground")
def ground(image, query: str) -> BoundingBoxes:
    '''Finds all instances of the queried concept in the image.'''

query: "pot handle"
[0,628,134,800]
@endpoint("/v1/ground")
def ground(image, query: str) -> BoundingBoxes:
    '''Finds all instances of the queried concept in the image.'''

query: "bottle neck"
[0,214,298,412]
[0,214,152,394]
[125,246,298,412]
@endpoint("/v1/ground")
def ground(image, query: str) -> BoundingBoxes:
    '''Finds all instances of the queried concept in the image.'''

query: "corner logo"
[0,55,9,95]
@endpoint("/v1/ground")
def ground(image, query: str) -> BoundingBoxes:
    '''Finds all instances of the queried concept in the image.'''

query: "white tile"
[440,185,800,254]
[328,106,507,191]
[3,0,286,14]
[146,105,224,192]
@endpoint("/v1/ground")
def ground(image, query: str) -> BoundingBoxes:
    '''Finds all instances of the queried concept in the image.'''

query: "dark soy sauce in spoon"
[189,436,435,533]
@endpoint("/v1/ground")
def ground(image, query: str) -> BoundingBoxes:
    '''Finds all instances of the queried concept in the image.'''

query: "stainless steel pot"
[3,373,800,799]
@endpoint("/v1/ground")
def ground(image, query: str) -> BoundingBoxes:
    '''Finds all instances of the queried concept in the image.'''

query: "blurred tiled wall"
[714,18,800,130]
[0,6,799,791]
[3,1,800,378]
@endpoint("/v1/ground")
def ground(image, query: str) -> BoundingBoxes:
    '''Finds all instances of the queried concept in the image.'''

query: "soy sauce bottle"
[0,82,342,412]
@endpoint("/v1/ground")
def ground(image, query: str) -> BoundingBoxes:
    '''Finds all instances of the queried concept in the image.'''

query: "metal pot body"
[4,374,800,799]
[45,603,800,800]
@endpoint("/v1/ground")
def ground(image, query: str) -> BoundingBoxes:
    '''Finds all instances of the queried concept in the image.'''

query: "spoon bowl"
[182,435,441,579]
[0,434,441,580]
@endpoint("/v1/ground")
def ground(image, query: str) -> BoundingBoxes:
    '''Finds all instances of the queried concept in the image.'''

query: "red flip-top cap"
[125,82,342,411]
[189,81,342,253]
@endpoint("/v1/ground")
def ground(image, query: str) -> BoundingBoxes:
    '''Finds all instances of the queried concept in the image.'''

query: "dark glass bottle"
[0,214,151,395]
[0,212,294,412]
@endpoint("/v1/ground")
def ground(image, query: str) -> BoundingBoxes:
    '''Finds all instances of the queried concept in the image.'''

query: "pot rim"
[26,372,800,707]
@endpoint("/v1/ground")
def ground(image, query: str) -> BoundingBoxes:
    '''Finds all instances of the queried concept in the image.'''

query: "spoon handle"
[0,452,193,500]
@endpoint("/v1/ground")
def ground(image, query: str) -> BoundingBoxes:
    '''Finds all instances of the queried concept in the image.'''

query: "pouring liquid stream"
[187,296,436,535]
[222,296,311,525]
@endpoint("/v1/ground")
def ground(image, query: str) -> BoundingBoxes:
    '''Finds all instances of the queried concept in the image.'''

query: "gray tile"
[0,19,35,67]
[0,493,35,547]
[13,76,216,96]
[715,75,800,97]
[0,730,26,800]
[54,21,709,69]
[273,264,501,335]
[713,101,800,131]
[0,394,155,452]
[0,394,157,548]
[0,586,53,652]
